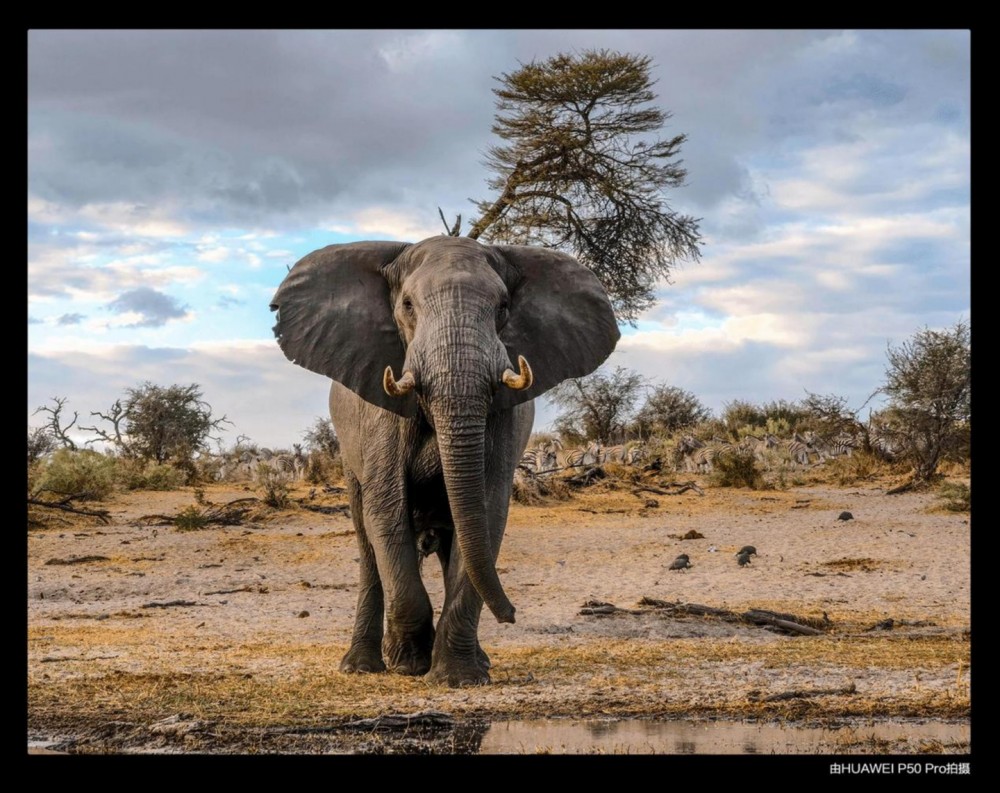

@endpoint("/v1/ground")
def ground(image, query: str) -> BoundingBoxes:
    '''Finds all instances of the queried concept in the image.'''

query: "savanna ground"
[27,468,971,755]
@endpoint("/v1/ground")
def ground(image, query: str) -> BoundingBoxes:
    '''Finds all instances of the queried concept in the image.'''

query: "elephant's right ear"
[270,241,416,417]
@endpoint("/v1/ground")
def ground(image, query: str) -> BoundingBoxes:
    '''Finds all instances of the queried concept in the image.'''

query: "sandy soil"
[27,474,971,754]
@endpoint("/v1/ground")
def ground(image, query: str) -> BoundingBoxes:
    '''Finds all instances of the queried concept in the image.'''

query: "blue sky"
[28,30,970,448]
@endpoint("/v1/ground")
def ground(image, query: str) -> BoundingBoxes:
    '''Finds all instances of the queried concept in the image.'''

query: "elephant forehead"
[406,259,507,298]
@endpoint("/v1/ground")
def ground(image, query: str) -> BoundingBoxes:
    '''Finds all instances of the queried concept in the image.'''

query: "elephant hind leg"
[339,472,386,674]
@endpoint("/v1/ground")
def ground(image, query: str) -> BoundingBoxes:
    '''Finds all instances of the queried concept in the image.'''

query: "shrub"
[33,449,117,501]
[825,451,882,486]
[936,481,970,512]
[174,504,211,531]
[709,447,763,489]
[115,459,187,491]
[257,466,292,509]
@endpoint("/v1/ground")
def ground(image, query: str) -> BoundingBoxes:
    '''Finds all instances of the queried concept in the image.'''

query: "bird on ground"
[837,511,854,521]
[669,554,692,571]
[737,545,757,557]
[736,552,753,567]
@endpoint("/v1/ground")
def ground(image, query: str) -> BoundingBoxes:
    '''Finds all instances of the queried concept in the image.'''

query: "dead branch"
[40,655,119,663]
[141,600,202,609]
[566,467,607,487]
[202,586,267,596]
[593,597,832,635]
[343,711,456,730]
[80,399,132,454]
[33,397,79,450]
[748,683,856,702]
[28,498,111,524]
[298,503,351,517]
[886,479,918,495]
[44,555,110,566]
[579,600,644,616]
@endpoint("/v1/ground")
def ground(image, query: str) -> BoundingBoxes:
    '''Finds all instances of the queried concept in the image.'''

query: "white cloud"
[327,208,440,242]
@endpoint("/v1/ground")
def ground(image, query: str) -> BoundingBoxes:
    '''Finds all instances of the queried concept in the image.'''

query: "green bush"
[936,481,970,512]
[115,459,187,491]
[33,449,117,501]
[174,504,211,531]
[709,447,764,489]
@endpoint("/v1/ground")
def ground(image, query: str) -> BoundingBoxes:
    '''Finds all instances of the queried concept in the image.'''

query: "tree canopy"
[466,50,702,322]
[84,382,229,464]
[549,366,645,444]
[879,320,970,482]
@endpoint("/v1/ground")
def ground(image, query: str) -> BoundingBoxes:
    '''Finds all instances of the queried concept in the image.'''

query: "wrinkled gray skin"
[270,237,618,686]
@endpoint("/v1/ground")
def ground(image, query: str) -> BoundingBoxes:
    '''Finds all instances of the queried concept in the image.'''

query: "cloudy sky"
[28,30,970,449]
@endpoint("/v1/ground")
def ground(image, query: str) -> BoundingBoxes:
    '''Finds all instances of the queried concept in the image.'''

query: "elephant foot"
[476,644,491,672]
[339,644,386,674]
[383,626,434,676]
[426,657,491,687]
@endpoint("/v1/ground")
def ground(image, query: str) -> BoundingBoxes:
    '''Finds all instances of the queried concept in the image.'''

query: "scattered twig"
[805,572,853,578]
[864,618,895,632]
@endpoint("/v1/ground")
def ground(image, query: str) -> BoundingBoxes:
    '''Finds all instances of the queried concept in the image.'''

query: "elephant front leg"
[363,487,435,676]
[339,473,386,673]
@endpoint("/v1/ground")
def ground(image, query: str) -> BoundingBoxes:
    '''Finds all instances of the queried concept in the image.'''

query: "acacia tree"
[631,384,710,438]
[549,366,645,444]
[84,382,230,465]
[880,321,970,484]
[461,50,702,322]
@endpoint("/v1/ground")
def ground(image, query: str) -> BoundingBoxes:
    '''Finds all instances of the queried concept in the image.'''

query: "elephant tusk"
[502,355,533,391]
[383,366,416,397]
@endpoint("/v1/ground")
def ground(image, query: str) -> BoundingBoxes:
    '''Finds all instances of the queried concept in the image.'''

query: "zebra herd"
[676,431,861,473]
[209,444,311,483]
[518,438,647,474]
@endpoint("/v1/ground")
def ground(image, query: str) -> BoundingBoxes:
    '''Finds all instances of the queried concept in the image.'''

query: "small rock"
[298,610,310,618]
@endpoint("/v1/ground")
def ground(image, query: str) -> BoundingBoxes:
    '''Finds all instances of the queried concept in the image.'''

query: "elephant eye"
[402,297,414,314]
[496,303,509,330]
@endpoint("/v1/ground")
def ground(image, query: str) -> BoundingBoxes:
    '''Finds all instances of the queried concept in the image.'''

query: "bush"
[174,504,211,531]
[33,449,117,501]
[825,451,882,486]
[115,459,187,491]
[257,466,292,509]
[709,447,763,489]
[935,481,970,512]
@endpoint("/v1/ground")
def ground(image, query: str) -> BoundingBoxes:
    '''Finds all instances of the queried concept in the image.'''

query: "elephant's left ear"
[492,245,620,410]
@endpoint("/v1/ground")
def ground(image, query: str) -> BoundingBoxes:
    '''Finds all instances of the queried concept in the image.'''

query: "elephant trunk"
[433,400,516,625]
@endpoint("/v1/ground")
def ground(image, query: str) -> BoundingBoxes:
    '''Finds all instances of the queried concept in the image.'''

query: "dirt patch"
[27,479,971,753]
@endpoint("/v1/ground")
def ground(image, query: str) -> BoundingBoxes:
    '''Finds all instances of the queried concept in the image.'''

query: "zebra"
[784,432,819,467]
[677,435,713,473]
[811,432,856,461]
[740,434,778,464]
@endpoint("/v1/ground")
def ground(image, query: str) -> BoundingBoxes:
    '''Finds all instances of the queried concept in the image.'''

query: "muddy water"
[476,719,970,755]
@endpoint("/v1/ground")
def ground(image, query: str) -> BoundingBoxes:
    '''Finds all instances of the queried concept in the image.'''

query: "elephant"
[270,236,618,686]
